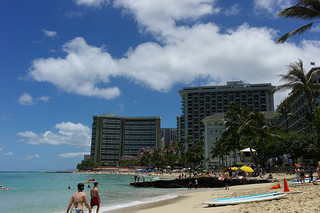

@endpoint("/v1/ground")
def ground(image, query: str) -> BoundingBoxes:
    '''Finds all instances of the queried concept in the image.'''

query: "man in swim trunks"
[90,182,101,213]
[67,183,91,213]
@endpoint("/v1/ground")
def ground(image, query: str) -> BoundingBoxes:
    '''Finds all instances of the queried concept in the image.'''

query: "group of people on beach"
[295,161,320,184]
[66,181,101,213]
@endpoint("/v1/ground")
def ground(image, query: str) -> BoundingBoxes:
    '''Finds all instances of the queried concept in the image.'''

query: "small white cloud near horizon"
[4,152,14,156]
[42,29,57,37]
[18,93,35,106]
[26,154,40,159]
[58,152,90,158]
[17,121,91,149]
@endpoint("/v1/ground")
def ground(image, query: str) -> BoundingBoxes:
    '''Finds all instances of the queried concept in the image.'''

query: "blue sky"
[1,0,320,171]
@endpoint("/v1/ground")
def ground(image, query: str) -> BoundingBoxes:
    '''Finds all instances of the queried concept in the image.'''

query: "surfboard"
[204,193,286,206]
[211,192,283,201]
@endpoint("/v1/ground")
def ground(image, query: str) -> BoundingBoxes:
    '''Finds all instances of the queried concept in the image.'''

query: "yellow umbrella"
[230,167,238,171]
[240,166,254,173]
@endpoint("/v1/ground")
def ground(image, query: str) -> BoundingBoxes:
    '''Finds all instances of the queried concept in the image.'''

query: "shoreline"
[102,173,320,213]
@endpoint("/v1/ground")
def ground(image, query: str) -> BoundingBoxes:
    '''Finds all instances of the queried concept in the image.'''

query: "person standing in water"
[90,182,101,213]
[67,183,91,213]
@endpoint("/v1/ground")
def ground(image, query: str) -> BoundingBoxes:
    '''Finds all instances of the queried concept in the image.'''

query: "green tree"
[77,161,102,171]
[222,103,250,163]
[313,106,320,146]
[238,113,259,167]
[210,137,232,167]
[185,140,204,169]
[247,111,280,168]
[273,59,320,125]
[276,100,293,133]
[278,0,320,43]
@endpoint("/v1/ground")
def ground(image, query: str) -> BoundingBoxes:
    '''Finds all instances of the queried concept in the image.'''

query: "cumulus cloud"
[58,152,90,158]
[29,37,121,100]
[17,122,91,149]
[74,0,110,8]
[114,0,219,35]
[42,29,57,37]
[18,93,35,106]
[28,0,320,106]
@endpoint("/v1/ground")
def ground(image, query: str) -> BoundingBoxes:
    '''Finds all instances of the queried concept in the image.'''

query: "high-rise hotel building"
[177,81,275,147]
[90,113,161,165]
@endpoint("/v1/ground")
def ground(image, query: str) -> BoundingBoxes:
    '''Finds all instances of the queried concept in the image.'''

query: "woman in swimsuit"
[67,183,91,213]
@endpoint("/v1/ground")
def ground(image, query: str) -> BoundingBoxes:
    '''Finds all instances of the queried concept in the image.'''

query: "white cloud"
[114,0,219,35]
[42,29,57,37]
[29,37,121,100]
[37,96,50,103]
[74,0,109,8]
[28,0,320,106]
[17,122,91,149]
[253,0,292,17]
[26,154,40,159]
[4,152,14,156]
[225,4,241,16]
[58,152,90,158]
[0,147,2,151]
[311,25,320,33]
[18,93,35,106]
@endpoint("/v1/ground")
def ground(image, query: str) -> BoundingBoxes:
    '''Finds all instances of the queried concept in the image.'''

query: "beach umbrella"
[240,166,254,173]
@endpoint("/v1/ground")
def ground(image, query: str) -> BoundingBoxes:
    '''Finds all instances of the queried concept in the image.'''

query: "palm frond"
[279,6,320,20]
[278,22,314,43]
[298,0,320,13]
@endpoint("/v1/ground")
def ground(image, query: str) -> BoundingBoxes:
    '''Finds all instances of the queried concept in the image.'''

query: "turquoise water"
[0,172,185,213]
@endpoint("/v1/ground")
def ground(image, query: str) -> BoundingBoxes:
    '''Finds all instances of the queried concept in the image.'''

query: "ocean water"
[0,172,186,213]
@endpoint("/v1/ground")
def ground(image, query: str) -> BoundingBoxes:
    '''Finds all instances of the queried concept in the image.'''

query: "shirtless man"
[90,182,101,213]
[67,183,91,213]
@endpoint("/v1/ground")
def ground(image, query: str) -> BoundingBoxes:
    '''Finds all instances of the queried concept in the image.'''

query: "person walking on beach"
[90,182,101,213]
[194,179,198,190]
[313,161,320,184]
[300,167,306,183]
[66,183,91,213]
[309,165,313,183]
[188,180,193,190]
[295,165,300,182]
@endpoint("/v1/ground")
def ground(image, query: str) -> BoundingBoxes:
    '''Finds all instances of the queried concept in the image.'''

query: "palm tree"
[278,0,320,43]
[247,111,280,169]
[222,103,250,163]
[273,59,320,123]
[276,99,293,132]
[238,114,259,168]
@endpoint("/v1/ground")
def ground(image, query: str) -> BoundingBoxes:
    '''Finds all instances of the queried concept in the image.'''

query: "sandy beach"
[106,173,320,213]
